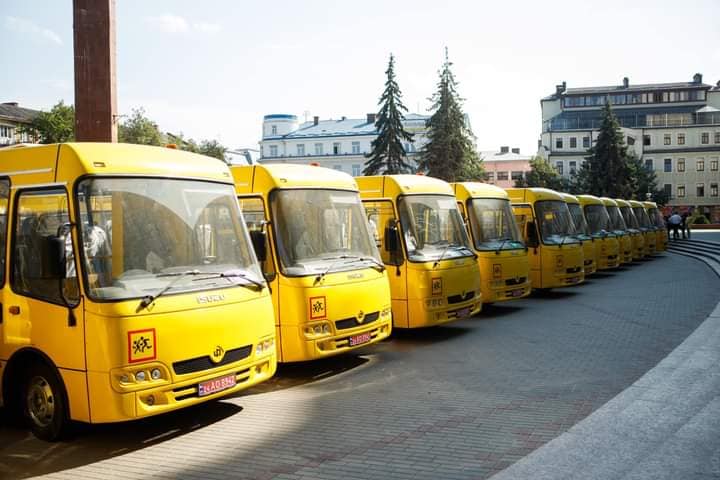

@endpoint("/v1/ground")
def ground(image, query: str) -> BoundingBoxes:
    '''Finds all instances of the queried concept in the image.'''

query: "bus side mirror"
[250,230,268,263]
[42,235,66,279]
[385,224,400,253]
[526,221,539,248]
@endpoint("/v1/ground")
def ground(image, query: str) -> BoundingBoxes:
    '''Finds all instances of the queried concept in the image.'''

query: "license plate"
[348,332,372,346]
[510,288,524,298]
[198,374,236,397]
[567,277,579,284]
[456,307,472,318]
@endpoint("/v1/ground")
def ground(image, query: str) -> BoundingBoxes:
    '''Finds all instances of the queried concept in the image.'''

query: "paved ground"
[0,254,717,480]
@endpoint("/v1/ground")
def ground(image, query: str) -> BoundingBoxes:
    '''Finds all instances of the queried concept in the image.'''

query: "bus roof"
[357,175,453,199]
[451,182,509,201]
[231,163,358,194]
[0,143,233,186]
[600,197,619,207]
[577,194,603,206]
[628,200,644,208]
[559,192,580,204]
[615,199,631,207]
[505,187,564,203]
[643,201,658,208]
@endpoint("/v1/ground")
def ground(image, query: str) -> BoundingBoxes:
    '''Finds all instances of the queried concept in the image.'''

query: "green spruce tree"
[417,49,483,182]
[627,153,668,205]
[515,155,566,190]
[363,54,414,175]
[575,102,633,197]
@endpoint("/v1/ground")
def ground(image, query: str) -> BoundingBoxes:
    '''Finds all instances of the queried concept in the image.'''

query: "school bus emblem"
[555,255,564,269]
[431,277,442,296]
[128,328,157,363]
[309,296,327,320]
[492,264,502,279]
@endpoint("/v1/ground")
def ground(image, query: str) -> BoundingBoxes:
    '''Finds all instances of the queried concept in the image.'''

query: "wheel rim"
[26,376,55,428]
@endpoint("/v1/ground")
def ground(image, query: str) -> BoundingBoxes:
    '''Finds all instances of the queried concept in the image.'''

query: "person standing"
[668,211,682,240]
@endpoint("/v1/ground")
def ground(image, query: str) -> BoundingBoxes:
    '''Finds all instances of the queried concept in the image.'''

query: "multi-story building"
[258,113,429,176]
[0,102,40,146]
[481,146,533,188]
[539,74,720,219]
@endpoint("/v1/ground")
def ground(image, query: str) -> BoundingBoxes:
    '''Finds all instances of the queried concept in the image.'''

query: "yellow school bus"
[231,164,392,362]
[630,199,657,255]
[452,182,531,303]
[577,195,620,270]
[644,201,668,252]
[0,143,276,440]
[506,188,584,289]
[561,193,596,276]
[601,197,633,264]
[357,175,481,328]
[616,199,645,260]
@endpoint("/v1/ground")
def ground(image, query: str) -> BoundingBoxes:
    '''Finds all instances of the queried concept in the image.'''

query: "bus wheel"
[22,363,69,441]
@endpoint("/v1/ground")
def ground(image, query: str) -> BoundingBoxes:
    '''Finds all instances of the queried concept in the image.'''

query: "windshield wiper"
[138,269,201,311]
[494,238,512,255]
[315,255,356,284]
[192,271,265,291]
[433,242,460,269]
[352,256,386,273]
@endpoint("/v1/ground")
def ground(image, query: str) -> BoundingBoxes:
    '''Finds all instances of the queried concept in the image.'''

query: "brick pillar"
[73,0,117,142]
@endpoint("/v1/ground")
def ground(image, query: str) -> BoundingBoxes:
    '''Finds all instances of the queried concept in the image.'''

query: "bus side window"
[363,200,402,266]
[13,189,79,305]
[0,179,8,286]
[238,197,276,279]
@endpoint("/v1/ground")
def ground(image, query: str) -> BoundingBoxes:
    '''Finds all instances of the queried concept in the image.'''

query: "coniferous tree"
[417,49,483,182]
[574,102,633,197]
[363,54,414,175]
[627,152,668,205]
[515,155,566,190]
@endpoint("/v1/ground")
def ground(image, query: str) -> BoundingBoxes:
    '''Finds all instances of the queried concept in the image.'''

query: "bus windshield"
[619,206,640,229]
[467,198,524,251]
[76,178,262,301]
[606,205,627,233]
[584,204,613,237]
[272,189,381,276]
[633,207,652,229]
[567,203,591,239]
[534,200,580,245]
[648,208,665,228]
[398,195,474,262]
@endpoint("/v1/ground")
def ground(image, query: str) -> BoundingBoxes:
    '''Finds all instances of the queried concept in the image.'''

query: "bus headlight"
[304,322,332,338]
[151,368,162,380]
[381,306,392,317]
[256,338,275,356]
[135,371,147,382]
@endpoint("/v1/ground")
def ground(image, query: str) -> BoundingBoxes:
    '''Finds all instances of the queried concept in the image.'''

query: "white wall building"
[539,74,720,219]
[0,102,39,146]
[258,113,429,176]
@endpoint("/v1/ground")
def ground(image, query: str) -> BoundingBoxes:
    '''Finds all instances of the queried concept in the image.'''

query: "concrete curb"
[490,253,720,480]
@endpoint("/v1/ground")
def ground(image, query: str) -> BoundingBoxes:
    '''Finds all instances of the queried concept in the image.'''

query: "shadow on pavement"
[390,324,471,345]
[0,401,241,480]
[531,289,579,300]
[478,303,525,318]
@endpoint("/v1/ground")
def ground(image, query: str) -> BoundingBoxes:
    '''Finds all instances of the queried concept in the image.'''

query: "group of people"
[666,211,691,240]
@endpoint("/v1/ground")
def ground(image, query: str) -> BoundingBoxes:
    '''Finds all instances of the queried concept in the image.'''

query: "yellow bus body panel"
[358,176,481,327]
[452,182,531,303]
[506,188,585,289]
[630,200,657,255]
[577,195,620,270]
[616,199,646,260]
[232,164,392,361]
[601,197,633,264]
[644,201,668,252]
[560,193,596,276]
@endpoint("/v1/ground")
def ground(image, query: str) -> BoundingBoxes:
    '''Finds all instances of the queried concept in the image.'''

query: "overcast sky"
[2,0,719,155]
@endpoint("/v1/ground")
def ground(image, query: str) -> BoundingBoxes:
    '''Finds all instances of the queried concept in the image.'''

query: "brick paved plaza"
[1,254,717,480]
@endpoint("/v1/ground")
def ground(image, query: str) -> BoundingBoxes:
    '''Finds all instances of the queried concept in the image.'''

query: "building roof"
[0,102,41,123]
[542,79,715,102]
[269,113,429,140]
[479,150,532,162]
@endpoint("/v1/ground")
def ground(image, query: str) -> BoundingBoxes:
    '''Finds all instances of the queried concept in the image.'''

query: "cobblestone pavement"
[1,254,717,480]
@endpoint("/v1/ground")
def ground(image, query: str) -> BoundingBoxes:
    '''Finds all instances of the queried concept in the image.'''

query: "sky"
[2,0,720,155]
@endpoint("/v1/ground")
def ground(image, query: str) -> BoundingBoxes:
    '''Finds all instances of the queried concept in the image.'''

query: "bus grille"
[566,266,582,274]
[505,277,526,286]
[335,311,380,330]
[448,291,475,304]
[173,345,252,375]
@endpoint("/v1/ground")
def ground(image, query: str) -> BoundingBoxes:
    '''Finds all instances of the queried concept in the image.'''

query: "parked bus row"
[0,143,666,440]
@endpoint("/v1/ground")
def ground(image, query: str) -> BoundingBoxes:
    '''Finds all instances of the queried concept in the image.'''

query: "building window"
[701,132,710,144]
[663,184,672,197]
[333,165,343,171]
[352,141,360,154]
[626,136,635,146]
[643,135,651,146]
[352,164,361,176]
[333,142,341,155]
[555,138,563,149]
[664,134,671,145]
[497,171,509,181]
[677,134,685,145]
[511,171,523,180]
[0,125,13,138]
[269,145,278,157]
[314,143,323,155]
[570,137,577,148]
[697,183,705,197]
[664,158,672,172]
[486,172,495,181]
[569,161,577,175]
[555,161,564,175]
[677,185,685,198]
[677,159,685,172]
[583,136,590,148]
[297,144,305,156]
[715,132,720,144]
[271,125,277,135]
[697,159,705,171]
[644,159,653,170]
[711,183,718,197]
[712,158,719,171]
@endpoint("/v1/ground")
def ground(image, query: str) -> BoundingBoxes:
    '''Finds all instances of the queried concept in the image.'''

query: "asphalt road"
[1,253,717,480]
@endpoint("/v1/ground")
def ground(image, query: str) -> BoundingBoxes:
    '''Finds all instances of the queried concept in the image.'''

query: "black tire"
[22,362,70,441]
